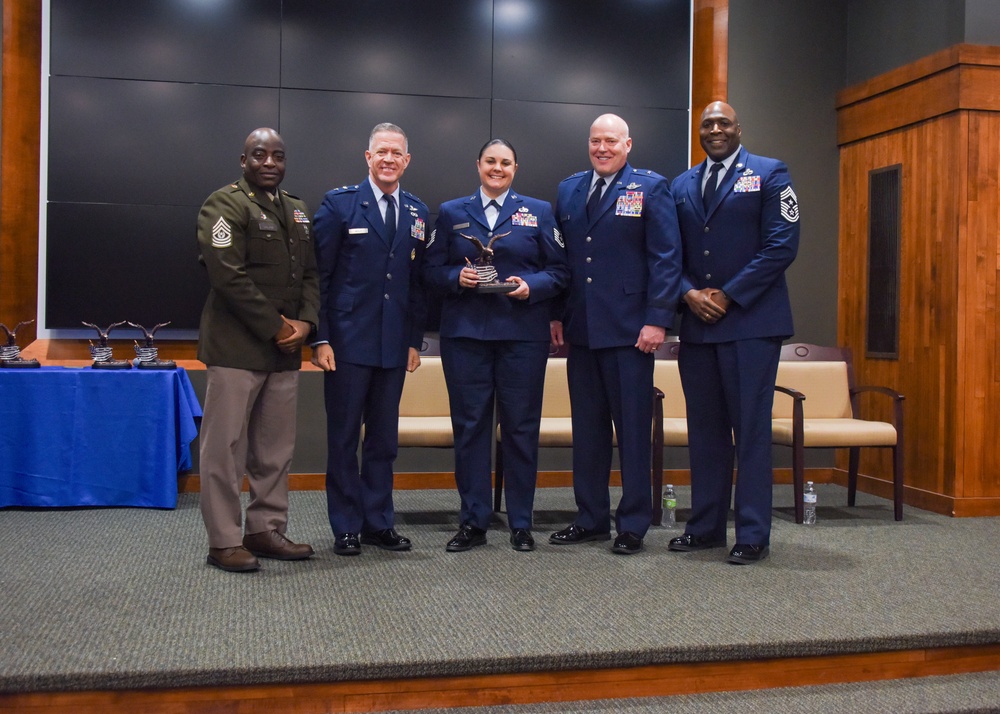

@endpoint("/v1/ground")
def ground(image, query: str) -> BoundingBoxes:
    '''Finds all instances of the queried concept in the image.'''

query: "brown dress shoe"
[243,530,314,560]
[207,546,260,572]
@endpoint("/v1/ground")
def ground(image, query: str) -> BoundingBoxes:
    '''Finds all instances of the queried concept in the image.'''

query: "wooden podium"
[837,44,1000,516]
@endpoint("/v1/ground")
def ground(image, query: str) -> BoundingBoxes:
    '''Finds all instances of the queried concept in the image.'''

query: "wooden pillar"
[690,0,728,167]
[837,44,1000,516]
[0,0,41,340]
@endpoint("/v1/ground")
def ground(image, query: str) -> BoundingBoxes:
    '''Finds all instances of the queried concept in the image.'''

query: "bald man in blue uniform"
[668,101,799,564]
[550,114,683,554]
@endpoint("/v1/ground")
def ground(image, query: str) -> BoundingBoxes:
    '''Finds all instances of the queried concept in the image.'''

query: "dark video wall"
[46,0,690,331]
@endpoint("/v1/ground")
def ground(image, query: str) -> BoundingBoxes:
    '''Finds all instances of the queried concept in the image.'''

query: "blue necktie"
[587,177,605,220]
[383,194,396,240]
[703,162,724,210]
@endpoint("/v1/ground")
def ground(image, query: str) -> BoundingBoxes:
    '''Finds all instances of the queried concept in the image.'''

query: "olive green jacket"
[196,178,320,372]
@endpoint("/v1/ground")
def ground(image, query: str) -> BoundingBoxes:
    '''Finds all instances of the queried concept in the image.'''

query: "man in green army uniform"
[195,127,320,572]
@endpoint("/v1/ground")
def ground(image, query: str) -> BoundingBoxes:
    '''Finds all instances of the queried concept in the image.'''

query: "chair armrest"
[774,385,805,401]
[774,384,805,441]
[652,387,664,448]
[851,385,904,401]
[850,385,905,428]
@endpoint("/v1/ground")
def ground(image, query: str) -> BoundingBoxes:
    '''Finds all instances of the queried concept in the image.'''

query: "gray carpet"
[1,484,999,698]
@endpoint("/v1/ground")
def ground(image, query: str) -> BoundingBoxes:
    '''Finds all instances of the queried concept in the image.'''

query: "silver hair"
[369,122,408,152]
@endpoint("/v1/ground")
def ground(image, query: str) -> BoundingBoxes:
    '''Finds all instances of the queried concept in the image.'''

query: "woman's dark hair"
[478,138,517,164]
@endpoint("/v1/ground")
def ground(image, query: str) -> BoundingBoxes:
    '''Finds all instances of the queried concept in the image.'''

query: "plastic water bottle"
[662,484,678,529]
[803,481,817,525]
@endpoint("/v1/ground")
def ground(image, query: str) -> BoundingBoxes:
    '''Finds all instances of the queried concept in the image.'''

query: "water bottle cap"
[666,484,673,489]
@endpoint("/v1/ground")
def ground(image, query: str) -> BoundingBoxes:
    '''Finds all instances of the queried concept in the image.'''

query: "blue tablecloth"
[0,366,202,508]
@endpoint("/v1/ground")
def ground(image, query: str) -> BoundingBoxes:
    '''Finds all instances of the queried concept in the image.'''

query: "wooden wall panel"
[838,117,962,500]
[838,46,1000,514]
[962,111,1000,499]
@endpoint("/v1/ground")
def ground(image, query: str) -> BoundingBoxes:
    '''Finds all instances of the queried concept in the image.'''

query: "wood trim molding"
[177,468,839,495]
[836,43,1000,145]
[2,643,997,714]
[0,0,42,339]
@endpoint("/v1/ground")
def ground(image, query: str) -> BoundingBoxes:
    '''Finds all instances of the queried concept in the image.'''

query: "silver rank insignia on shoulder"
[780,186,799,223]
[211,217,232,248]
[626,183,641,190]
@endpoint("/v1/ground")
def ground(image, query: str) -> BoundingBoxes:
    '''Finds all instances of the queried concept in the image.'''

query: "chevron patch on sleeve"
[780,186,799,223]
[211,216,232,247]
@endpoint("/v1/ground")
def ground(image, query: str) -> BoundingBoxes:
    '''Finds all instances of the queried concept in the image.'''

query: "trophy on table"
[459,230,518,293]
[127,321,176,370]
[83,321,131,369]
[0,320,41,368]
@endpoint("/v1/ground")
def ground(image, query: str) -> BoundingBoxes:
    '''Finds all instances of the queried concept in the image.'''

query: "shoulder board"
[280,189,302,200]
[402,189,427,208]
[330,184,360,195]
[631,169,665,181]
[559,170,589,184]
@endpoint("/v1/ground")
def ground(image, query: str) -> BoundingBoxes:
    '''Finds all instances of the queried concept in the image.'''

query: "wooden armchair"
[771,343,905,522]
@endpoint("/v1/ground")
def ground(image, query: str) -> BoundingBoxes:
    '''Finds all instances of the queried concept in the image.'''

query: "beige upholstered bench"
[652,341,688,525]
[397,355,455,448]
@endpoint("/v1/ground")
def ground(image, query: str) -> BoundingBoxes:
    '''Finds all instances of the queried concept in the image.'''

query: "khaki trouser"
[199,366,298,548]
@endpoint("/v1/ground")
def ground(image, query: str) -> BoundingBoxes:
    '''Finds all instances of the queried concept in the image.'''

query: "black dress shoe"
[446,524,487,552]
[548,524,612,545]
[668,533,727,552]
[727,543,769,564]
[509,528,535,552]
[333,532,361,556]
[361,528,412,551]
[612,531,643,554]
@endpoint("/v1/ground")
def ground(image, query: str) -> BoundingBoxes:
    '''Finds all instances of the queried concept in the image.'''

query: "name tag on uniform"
[453,222,470,230]
[615,191,643,217]
[349,227,368,234]
[734,176,761,192]
[258,220,278,231]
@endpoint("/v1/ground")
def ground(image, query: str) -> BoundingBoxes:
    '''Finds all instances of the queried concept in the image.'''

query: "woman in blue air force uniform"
[423,139,569,553]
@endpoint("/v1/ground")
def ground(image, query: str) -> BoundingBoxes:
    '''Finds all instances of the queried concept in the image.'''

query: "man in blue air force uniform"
[311,123,428,556]
[668,101,799,565]
[549,113,683,554]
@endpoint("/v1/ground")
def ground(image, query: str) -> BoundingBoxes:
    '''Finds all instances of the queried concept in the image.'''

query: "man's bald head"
[241,127,286,190]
